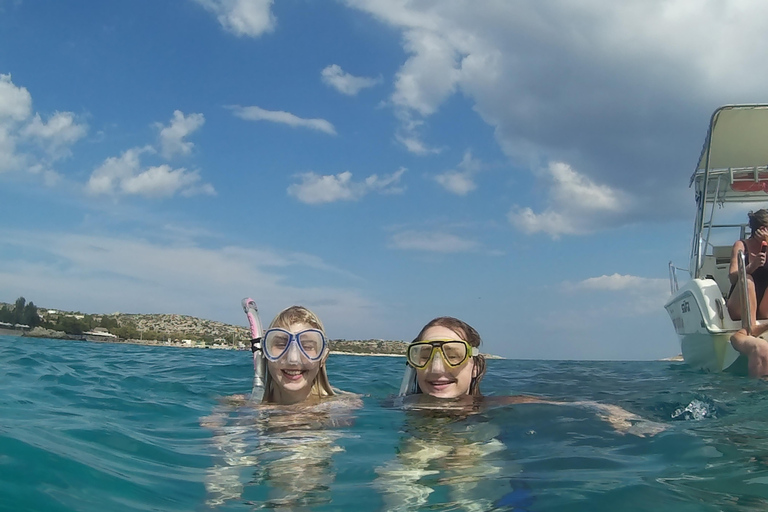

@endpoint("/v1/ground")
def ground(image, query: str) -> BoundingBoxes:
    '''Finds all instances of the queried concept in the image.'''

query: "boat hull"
[664,278,744,372]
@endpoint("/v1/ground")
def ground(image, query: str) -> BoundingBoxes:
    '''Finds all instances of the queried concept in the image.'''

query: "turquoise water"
[3,336,768,511]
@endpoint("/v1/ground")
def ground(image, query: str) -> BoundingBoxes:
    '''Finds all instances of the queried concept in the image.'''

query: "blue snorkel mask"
[262,328,327,362]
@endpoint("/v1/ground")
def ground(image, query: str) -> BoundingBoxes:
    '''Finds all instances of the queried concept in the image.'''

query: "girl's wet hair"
[413,316,487,396]
[268,305,325,332]
[749,209,768,235]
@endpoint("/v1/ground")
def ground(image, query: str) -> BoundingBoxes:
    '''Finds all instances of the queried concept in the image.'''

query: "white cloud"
[228,105,336,135]
[0,74,86,177]
[156,110,205,159]
[434,150,481,195]
[573,273,667,292]
[121,165,208,198]
[508,161,629,238]
[392,103,442,155]
[345,0,768,225]
[395,131,441,155]
[389,230,477,253]
[195,0,276,38]
[435,172,475,195]
[86,147,215,198]
[288,167,406,204]
[0,74,32,121]
[0,125,22,173]
[321,64,381,96]
[0,229,385,337]
[22,111,88,158]
[567,273,670,315]
[391,28,460,117]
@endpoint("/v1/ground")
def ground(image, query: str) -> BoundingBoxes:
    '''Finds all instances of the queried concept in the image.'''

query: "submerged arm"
[490,395,667,437]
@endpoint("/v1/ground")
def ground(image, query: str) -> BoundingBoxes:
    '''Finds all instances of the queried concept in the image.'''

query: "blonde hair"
[262,305,335,403]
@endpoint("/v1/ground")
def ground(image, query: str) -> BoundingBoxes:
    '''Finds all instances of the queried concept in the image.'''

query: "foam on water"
[671,398,719,421]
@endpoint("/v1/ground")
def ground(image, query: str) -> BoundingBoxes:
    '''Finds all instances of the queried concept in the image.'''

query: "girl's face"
[266,322,323,404]
[415,326,476,399]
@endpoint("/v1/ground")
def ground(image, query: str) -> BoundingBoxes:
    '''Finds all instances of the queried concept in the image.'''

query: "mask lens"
[408,343,435,368]
[441,341,469,366]
[298,330,324,359]
[264,330,290,359]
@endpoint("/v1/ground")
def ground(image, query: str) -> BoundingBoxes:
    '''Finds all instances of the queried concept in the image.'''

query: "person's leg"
[730,329,768,378]
[728,276,758,330]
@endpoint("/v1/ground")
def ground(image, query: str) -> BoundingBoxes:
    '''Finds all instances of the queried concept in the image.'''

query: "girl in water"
[204,302,359,508]
[257,304,338,404]
[398,316,544,407]
[400,316,669,428]
[376,316,666,511]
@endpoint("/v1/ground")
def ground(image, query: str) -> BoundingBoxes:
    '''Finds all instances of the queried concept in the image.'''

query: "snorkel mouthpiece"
[242,298,266,402]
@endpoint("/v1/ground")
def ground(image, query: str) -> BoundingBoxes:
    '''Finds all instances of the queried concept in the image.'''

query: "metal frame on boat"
[666,104,768,372]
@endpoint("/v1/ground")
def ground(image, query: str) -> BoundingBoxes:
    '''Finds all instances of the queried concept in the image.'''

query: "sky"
[2,0,767,360]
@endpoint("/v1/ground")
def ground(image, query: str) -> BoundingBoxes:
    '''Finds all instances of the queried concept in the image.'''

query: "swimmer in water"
[376,316,667,511]
[398,316,544,408]
[259,305,340,405]
[399,316,668,430]
[202,304,360,508]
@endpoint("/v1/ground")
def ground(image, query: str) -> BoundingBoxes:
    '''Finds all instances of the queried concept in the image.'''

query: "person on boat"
[726,209,768,336]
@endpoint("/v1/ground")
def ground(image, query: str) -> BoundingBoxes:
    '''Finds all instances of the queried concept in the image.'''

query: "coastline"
[2,329,503,359]
[0,329,409,357]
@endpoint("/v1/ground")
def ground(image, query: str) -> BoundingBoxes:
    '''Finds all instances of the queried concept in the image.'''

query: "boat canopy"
[693,104,768,203]
[689,104,768,279]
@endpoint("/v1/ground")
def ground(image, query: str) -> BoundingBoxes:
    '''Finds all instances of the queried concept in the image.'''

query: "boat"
[665,104,768,372]
[83,328,120,343]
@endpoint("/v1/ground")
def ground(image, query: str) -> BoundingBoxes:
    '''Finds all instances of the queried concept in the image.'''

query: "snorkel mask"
[262,328,328,363]
[398,339,479,396]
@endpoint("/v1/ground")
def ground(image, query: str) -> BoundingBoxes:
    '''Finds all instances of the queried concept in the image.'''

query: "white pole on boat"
[738,249,752,334]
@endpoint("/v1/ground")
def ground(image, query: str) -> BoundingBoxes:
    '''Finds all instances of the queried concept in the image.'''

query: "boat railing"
[668,261,678,294]
[668,261,689,294]
[694,165,768,182]
[696,166,768,203]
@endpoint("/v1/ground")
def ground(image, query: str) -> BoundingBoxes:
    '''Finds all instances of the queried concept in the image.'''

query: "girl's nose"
[429,350,446,371]
[285,341,302,363]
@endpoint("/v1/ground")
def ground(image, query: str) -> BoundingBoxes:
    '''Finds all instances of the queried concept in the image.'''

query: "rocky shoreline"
[2,326,502,359]
[1,326,408,356]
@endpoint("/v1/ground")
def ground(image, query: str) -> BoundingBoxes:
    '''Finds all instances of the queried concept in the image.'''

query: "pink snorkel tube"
[241,298,266,402]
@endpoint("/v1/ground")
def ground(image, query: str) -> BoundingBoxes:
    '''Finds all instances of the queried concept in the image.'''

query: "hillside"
[1,300,409,354]
[2,300,503,358]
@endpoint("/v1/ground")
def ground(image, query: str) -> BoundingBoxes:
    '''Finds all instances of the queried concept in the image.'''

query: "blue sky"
[2,0,765,360]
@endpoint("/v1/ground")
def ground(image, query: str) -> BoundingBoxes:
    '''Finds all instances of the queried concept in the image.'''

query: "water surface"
[2,335,768,511]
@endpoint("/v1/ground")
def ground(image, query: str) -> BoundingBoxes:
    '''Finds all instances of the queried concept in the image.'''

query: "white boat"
[83,328,120,342]
[665,104,768,373]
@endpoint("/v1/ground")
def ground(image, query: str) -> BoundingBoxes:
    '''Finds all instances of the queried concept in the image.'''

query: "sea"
[2,335,768,512]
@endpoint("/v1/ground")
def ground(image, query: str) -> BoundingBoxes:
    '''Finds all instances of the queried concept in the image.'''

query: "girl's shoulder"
[326,389,364,409]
